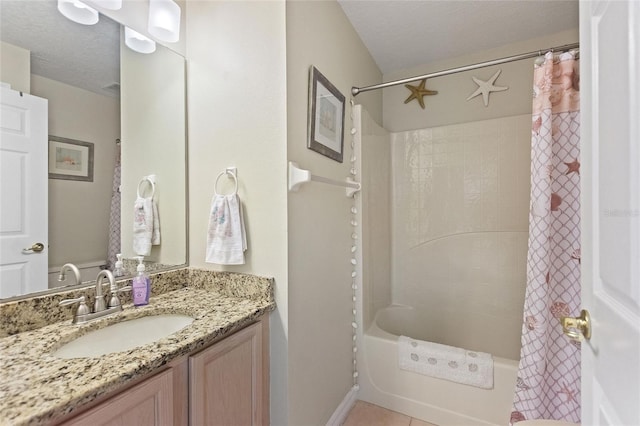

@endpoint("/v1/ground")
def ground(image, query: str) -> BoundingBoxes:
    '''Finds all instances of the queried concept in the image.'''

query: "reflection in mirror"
[0,0,187,300]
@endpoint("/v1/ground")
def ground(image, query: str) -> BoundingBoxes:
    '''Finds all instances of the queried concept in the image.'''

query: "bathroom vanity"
[0,269,274,426]
[59,319,267,426]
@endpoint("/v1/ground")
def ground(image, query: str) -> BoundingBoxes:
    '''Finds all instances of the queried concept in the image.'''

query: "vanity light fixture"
[57,0,99,25]
[147,0,181,43]
[125,27,157,54]
[93,0,123,10]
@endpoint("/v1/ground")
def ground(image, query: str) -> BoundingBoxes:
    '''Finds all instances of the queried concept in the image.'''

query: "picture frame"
[307,66,345,163]
[48,136,94,182]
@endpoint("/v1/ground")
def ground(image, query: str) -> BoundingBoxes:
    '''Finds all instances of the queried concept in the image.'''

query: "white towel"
[133,196,160,256]
[206,194,247,265]
[398,336,494,389]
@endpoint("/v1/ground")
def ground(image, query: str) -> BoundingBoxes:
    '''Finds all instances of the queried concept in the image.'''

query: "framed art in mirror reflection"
[48,135,94,182]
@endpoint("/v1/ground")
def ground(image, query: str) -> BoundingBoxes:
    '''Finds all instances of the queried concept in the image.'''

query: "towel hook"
[214,168,238,196]
[137,175,156,198]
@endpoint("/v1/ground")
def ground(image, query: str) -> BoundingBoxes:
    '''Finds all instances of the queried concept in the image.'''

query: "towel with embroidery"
[205,193,246,265]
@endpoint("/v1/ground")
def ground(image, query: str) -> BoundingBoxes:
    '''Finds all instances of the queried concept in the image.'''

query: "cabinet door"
[189,321,263,426]
[61,369,173,426]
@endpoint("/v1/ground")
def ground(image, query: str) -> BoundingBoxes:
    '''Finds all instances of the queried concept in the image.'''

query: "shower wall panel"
[359,107,392,330]
[390,115,531,358]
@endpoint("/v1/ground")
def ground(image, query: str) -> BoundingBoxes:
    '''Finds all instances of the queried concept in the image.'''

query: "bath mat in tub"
[398,335,494,389]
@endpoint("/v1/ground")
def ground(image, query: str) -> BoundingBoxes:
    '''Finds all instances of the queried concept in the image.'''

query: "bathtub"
[357,305,519,426]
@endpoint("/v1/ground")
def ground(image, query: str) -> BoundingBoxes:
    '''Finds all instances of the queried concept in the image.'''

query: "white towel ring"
[137,176,156,198]
[214,170,238,196]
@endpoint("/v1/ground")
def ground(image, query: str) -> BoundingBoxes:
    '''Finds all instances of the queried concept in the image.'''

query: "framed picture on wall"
[307,66,345,163]
[48,136,94,182]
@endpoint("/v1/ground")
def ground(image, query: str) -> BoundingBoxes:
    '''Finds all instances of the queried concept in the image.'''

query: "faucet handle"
[107,285,132,308]
[59,296,90,316]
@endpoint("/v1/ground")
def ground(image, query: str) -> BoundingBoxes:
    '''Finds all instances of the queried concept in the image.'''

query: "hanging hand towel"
[398,335,494,389]
[133,196,160,256]
[206,193,247,265]
[151,199,160,246]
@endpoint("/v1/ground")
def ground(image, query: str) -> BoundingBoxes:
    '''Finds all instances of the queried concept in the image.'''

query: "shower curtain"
[511,51,581,424]
[106,141,121,270]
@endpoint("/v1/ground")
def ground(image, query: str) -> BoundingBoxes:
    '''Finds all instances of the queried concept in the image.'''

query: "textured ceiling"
[1,1,579,96]
[0,0,120,97]
[338,0,579,74]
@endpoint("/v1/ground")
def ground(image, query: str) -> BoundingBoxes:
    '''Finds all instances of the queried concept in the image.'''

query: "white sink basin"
[52,314,194,359]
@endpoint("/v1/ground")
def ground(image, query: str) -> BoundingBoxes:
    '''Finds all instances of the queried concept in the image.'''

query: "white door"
[580,0,640,424]
[0,87,48,298]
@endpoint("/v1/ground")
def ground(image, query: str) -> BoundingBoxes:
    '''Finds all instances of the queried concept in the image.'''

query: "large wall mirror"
[0,0,187,301]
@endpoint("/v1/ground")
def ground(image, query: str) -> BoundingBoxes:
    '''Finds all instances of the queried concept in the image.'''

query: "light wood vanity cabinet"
[190,321,264,426]
[59,317,268,426]
[61,368,176,426]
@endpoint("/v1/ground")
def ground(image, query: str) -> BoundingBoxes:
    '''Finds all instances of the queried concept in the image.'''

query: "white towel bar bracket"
[288,161,361,198]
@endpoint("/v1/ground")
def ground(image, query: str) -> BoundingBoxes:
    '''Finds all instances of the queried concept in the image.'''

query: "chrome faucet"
[58,263,81,286]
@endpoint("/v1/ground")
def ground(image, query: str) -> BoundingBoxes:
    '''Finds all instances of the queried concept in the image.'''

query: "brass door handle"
[23,242,45,253]
[561,309,591,341]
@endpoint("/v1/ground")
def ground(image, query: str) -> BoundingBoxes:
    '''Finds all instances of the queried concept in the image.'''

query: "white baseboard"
[326,385,359,426]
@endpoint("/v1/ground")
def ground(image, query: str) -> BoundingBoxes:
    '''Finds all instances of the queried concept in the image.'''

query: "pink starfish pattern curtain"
[511,51,581,424]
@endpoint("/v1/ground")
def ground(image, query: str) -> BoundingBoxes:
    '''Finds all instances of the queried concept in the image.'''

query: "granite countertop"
[0,284,275,426]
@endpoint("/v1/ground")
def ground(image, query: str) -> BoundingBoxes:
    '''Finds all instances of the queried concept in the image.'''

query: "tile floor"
[343,401,439,426]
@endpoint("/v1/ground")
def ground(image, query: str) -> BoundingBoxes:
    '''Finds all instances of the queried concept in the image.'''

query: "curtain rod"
[351,42,579,96]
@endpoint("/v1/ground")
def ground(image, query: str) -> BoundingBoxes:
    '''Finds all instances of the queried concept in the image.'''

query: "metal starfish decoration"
[404,79,438,109]
[466,69,509,106]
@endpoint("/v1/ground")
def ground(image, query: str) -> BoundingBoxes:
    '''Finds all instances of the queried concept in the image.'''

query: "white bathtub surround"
[390,115,532,362]
[398,336,493,389]
[360,310,518,426]
[355,106,526,425]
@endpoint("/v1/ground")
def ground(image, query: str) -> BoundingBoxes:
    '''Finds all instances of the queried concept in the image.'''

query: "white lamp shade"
[57,0,99,25]
[147,0,181,43]
[93,0,122,10]
[125,27,156,54]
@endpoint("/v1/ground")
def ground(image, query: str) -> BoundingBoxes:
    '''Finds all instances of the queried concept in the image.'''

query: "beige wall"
[120,40,187,266]
[31,75,119,269]
[0,41,30,93]
[286,1,382,424]
[184,1,288,423]
[383,29,578,131]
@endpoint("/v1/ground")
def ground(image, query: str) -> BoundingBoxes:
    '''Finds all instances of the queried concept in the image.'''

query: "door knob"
[561,309,591,341]
[23,242,45,253]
